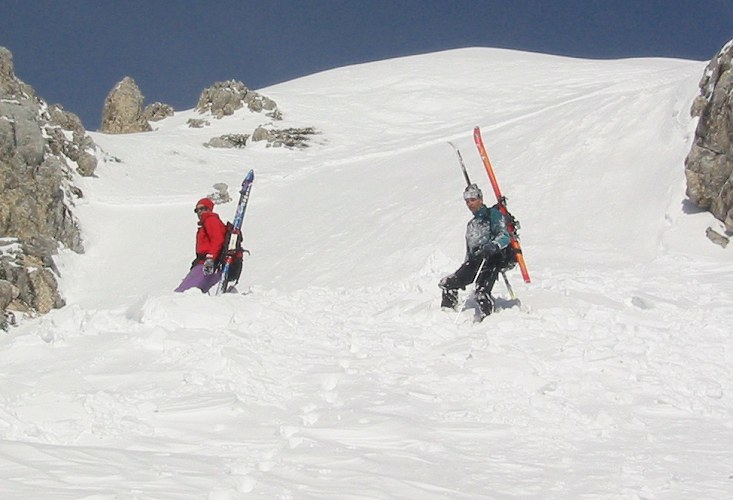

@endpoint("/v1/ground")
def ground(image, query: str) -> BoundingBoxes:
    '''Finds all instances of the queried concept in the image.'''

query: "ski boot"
[474,290,495,321]
[439,274,461,310]
[441,289,459,310]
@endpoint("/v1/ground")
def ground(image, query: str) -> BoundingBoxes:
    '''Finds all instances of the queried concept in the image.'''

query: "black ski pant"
[441,256,504,314]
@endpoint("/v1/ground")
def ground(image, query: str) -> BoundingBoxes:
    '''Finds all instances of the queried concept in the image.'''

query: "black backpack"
[216,222,247,284]
[491,203,520,270]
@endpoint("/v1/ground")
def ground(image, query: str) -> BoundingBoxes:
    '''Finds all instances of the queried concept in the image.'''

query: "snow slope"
[2,48,732,499]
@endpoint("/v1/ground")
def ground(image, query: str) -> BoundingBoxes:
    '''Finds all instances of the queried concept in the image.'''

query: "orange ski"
[473,126,531,283]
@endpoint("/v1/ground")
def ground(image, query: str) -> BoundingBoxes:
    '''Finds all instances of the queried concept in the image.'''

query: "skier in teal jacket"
[439,184,512,319]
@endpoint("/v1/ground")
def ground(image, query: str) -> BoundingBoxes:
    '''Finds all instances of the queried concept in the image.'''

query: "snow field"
[1,48,732,498]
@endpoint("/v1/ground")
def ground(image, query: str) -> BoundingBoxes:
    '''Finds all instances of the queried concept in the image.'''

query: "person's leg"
[474,286,495,318]
[199,270,222,293]
[174,264,221,293]
[475,260,500,318]
[440,260,480,309]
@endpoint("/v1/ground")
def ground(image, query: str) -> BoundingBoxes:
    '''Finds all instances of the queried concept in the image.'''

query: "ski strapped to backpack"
[472,126,531,283]
[215,169,254,295]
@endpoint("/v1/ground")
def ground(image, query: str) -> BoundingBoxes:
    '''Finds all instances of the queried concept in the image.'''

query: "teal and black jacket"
[464,204,511,262]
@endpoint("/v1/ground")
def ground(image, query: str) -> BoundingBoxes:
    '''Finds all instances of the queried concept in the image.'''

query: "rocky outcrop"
[143,101,174,122]
[195,80,280,119]
[251,126,317,149]
[187,118,210,128]
[46,104,98,176]
[204,126,317,150]
[1,46,96,325]
[685,40,733,233]
[207,183,231,204]
[0,278,19,330]
[0,47,32,98]
[100,76,153,133]
[706,227,729,248]
[204,134,249,149]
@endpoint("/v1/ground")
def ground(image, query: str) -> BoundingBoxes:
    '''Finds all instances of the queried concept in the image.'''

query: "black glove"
[203,255,216,275]
[480,242,500,257]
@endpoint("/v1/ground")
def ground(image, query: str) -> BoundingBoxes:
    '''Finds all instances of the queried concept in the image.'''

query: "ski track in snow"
[2,48,733,498]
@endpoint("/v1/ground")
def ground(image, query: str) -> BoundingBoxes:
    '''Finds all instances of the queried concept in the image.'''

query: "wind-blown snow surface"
[2,48,733,498]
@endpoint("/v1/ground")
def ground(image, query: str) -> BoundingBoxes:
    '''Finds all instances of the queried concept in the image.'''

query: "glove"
[480,242,500,257]
[203,255,216,275]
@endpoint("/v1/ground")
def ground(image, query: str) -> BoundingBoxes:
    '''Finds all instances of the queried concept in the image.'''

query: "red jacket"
[196,211,227,262]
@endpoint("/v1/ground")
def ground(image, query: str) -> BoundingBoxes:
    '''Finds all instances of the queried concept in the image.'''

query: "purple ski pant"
[174,264,221,293]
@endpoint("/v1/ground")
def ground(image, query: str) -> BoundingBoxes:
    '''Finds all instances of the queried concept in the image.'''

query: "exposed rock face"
[706,227,729,247]
[100,76,153,133]
[208,183,231,204]
[0,279,18,311]
[204,126,318,150]
[187,118,209,128]
[46,104,98,176]
[0,47,32,98]
[143,101,174,122]
[251,125,271,142]
[0,46,96,322]
[251,126,318,149]
[195,80,279,119]
[0,278,19,330]
[204,134,249,148]
[685,40,733,232]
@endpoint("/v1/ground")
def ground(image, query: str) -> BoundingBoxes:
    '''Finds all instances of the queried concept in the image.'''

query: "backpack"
[491,202,521,271]
[216,222,247,285]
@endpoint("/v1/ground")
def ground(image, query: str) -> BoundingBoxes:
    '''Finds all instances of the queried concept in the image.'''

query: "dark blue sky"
[2,0,731,130]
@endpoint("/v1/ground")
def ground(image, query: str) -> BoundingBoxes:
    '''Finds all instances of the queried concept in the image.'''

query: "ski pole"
[448,141,472,187]
[454,259,486,324]
[501,271,515,300]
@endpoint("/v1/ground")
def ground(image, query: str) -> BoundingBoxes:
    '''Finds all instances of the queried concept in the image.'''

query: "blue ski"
[216,169,254,295]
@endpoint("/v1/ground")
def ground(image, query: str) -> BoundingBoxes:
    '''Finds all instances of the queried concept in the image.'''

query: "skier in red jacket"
[174,198,227,293]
